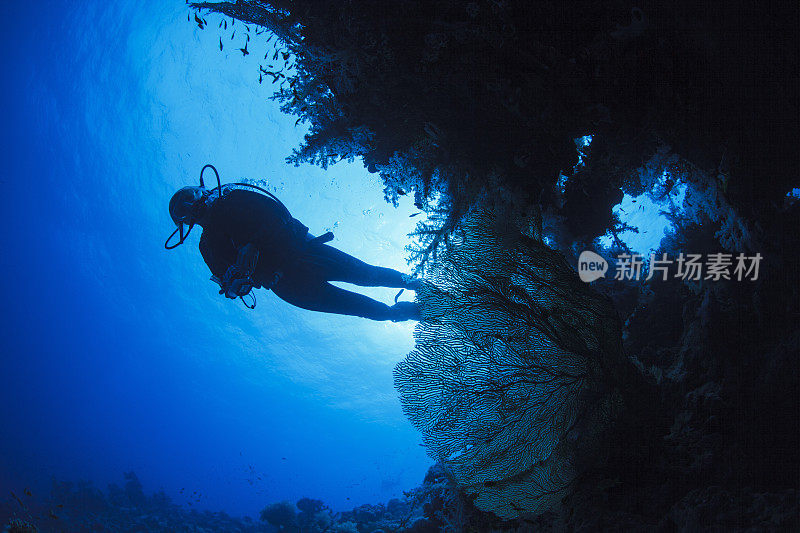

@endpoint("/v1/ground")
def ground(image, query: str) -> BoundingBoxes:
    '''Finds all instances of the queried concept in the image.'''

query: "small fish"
[273,50,279,60]
[231,30,235,40]
[239,41,249,56]
[224,20,227,30]
[187,13,190,22]
[219,20,223,28]
[259,72,263,84]
[219,37,223,51]
[10,491,25,509]
[409,212,421,218]
[281,457,287,460]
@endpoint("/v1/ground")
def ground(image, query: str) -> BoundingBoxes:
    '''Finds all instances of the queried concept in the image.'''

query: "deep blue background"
[0,0,430,517]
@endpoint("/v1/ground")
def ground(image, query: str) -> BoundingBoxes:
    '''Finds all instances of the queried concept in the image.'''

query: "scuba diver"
[166,165,422,322]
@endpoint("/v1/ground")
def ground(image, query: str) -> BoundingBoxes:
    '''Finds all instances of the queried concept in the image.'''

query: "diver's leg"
[272,275,419,321]
[301,241,418,289]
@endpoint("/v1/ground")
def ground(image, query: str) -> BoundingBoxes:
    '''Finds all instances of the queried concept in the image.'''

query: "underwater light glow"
[598,176,687,255]
[0,0,430,518]
[574,134,593,168]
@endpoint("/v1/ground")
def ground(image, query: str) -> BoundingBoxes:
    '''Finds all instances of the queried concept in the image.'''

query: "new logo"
[578,251,608,282]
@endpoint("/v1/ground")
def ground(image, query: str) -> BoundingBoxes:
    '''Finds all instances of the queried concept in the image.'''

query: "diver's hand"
[225,278,253,299]
[265,271,283,290]
[220,265,253,298]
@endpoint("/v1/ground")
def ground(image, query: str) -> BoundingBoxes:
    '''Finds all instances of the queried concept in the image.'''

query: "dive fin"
[307,231,335,245]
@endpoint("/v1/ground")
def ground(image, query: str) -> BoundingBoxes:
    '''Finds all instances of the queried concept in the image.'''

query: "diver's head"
[169,186,208,227]
[165,186,209,250]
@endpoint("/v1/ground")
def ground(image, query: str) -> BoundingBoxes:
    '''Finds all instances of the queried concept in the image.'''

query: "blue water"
[0,0,429,517]
[599,182,687,256]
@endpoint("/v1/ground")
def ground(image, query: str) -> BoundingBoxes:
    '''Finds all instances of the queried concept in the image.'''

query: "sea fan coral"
[395,209,623,518]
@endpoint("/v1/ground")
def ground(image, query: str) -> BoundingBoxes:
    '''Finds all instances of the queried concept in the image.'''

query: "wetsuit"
[198,188,416,321]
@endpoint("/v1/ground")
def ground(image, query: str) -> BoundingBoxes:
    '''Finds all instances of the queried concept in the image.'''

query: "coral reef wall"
[394,209,624,518]
[191,0,798,249]
[186,1,799,527]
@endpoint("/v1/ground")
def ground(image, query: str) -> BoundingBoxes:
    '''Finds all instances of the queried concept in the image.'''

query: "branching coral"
[192,0,799,258]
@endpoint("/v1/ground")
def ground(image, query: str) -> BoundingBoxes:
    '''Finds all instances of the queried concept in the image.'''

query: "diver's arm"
[201,229,273,300]
[199,229,236,279]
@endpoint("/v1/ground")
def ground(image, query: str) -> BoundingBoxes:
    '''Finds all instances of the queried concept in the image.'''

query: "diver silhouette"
[166,167,421,322]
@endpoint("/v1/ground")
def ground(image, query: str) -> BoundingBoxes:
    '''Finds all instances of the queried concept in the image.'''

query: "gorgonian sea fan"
[394,209,623,518]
